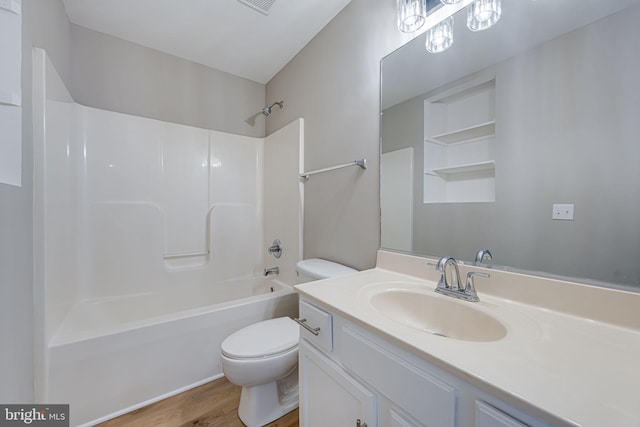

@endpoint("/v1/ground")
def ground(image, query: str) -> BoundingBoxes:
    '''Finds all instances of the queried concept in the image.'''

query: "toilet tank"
[295,258,357,282]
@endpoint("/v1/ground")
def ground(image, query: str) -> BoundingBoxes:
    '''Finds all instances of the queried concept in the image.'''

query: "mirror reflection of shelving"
[0,0,22,186]
[423,77,496,204]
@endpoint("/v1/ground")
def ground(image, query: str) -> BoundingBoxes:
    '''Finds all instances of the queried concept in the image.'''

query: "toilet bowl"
[220,258,357,427]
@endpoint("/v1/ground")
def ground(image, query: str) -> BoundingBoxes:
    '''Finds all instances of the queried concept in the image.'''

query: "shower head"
[262,101,284,117]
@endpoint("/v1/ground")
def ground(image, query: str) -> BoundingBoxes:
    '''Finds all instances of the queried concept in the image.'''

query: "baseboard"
[78,374,224,427]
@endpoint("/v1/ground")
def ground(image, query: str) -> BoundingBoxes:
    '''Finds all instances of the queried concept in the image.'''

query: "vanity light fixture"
[397,0,427,33]
[422,0,502,53]
[467,0,501,31]
[425,16,454,53]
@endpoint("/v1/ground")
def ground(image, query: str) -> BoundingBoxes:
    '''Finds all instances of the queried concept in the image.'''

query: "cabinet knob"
[356,419,367,427]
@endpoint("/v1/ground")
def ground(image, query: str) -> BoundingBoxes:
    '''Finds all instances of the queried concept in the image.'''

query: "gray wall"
[0,0,71,403]
[70,25,267,138]
[265,0,411,270]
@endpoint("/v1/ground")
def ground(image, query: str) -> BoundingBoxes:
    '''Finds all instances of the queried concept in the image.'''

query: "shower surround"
[32,48,303,425]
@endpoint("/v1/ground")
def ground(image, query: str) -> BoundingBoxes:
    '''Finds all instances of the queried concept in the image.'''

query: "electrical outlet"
[552,204,574,220]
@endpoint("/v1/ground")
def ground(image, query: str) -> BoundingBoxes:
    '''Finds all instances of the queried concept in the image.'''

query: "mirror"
[380,0,640,290]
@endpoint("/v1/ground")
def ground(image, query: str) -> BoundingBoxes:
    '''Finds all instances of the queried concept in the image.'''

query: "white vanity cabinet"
[475,401,529,427]
[299,340,377,427]
[298,299,377,427]
[298,297,555,427]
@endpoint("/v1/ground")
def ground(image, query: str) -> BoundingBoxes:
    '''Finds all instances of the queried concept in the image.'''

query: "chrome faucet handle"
[267,239,282,258]
[434,257,448,290]
[465,271,489,302]
[474,249,493,265]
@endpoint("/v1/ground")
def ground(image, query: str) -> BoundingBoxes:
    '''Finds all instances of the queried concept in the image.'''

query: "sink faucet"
[434,257,488,302]
[263,267,279,276]
[474,248,493,266]
[436,257,461,291]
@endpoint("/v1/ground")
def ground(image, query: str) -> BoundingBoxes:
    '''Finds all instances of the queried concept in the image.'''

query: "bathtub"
[46,276,299,426]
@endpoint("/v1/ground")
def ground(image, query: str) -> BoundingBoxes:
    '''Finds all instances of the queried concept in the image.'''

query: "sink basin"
[369,288,507,342]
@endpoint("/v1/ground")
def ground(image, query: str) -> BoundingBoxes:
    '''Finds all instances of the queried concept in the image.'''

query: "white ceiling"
[62,0,352,84]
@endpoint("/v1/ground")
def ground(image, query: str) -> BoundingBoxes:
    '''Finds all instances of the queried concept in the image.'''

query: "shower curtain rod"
[300,158,367,181]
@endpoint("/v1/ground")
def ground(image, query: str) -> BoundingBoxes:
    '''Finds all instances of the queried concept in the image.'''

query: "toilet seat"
[221,317,299,360]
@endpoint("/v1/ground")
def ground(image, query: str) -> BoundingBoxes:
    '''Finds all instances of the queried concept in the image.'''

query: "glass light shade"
[440,0,463,4]
[397,0,426,33]
[425,16,454,53]
[467,0,501,31]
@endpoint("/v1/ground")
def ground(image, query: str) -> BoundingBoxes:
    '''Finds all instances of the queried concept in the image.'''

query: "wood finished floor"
[96,377,299,427]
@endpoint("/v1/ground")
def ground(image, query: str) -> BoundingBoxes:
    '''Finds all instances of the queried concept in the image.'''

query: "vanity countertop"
[294,251,640,427]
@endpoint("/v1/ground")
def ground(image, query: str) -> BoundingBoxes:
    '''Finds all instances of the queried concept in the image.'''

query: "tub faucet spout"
[263,267,279,276]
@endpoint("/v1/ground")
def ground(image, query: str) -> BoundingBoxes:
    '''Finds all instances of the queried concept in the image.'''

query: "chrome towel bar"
[300,158,367,181]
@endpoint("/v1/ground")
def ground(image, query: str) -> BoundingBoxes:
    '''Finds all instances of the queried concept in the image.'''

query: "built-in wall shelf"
[0,0,21,14]
[0,90,21,106]
[428,160,495,178]
[429,121,495,145]
[423,76,496,204]
[0,0,22,186]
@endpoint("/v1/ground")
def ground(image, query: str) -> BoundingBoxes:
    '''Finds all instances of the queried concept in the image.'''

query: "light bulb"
[467,0,501,31]
[425,16,454,53]
[397,0,427,33]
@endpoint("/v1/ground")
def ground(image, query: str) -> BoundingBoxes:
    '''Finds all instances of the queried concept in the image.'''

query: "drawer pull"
[294,317,320,336]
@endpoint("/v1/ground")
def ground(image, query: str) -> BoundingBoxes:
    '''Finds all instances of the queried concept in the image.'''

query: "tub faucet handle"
[267,239,282,258]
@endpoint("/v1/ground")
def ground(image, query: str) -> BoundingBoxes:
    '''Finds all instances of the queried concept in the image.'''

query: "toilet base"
[237,369,299,427]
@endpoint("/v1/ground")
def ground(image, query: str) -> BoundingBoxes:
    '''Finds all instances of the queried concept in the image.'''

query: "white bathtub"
[46,276,299,426]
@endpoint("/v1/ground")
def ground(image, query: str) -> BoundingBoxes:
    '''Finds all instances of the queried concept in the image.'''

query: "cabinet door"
[476,401,528,427]
[387,407,427,427]
[299,340,377,427]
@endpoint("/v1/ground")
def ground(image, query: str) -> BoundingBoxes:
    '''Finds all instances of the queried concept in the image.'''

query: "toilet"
[220,258,357,427]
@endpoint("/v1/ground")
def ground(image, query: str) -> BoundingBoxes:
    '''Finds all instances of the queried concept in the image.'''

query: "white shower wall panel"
[161,122,211,258]
[209,130,263,206]
[82,106,164,203]
[208,130,265,280]
[262,119,304,285]
[74,106,264,298]
[83,202,165,298]
[43,100,79,339]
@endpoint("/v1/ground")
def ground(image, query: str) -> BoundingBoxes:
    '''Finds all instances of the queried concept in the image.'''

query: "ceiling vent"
[237,0,277,15]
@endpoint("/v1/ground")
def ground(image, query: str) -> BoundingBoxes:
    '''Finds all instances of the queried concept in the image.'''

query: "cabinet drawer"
[298,300,333,352]
[476,401,528,427]
[341,325,456,427]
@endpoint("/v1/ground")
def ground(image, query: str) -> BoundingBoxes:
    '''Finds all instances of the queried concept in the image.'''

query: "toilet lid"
[221,317,299,359]
[296,258,357,279]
